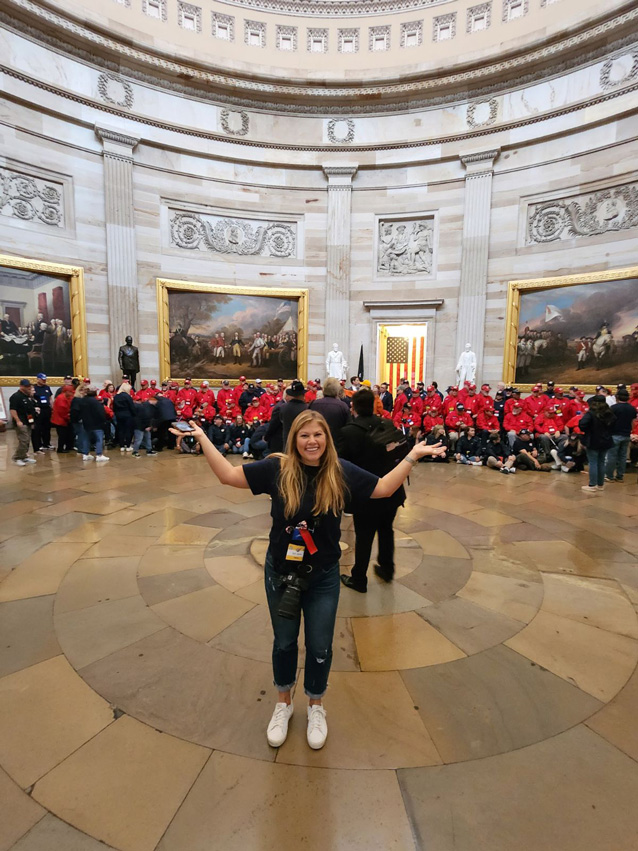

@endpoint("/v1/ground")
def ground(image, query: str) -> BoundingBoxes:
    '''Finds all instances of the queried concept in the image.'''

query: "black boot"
[340,574,367,593]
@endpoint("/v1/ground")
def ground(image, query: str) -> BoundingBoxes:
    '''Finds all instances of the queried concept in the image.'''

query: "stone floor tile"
[460,508,522,527]
[0,543,92,602]
[0,500,47,521]
[32,716,209,851]
[55,557,141,613]
[337,577,433,617]
[138,567,215,606]
[151,585,255,642]
[10,814,119,851]
[352,611,466,671]
[0,767,45,851]
[54,521,113,543]
[82,536,157,559]
[204,554,264,591]
[99,506,162,525]
[410,529,470,560]
[0,596,61,678]
[116,508,197,538]
[398,555,473,603]
[468,546,542,583]
[158,752,415,851]
[457,571,543,623]
[401,644,602,763]
[79,628,277,761]
[496,522,561,543]
[417,597,524,655]
[278,669,441,769]
[157,524,221,546]
[55,595,165,669]
[507,539,600,576]
[397,725,638,851]
[0,655,113,787]
[137,545,205,577]
[186,509,247,529]
[35,496,134,517]
[505,610,638,702]
[414,495,483,516]
[540,574,638,639]
[585,662,638,761]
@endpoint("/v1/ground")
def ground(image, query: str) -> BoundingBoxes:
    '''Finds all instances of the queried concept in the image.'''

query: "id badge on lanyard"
[285,522,318,563]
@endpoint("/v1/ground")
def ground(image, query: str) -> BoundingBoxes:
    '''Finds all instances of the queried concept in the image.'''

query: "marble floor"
[1,435,638,851]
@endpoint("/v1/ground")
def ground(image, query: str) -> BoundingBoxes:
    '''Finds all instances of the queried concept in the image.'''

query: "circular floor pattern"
[1,444,638,851]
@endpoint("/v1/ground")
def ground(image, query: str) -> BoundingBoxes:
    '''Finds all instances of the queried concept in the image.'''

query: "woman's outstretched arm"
[371,440,446,499]
[171,421,250,488]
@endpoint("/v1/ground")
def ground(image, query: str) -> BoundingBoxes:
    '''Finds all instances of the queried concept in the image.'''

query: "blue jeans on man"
[264,552,340,699]
[133,429,152,453]
[232,438,250,454]
[605,435,630,481]
[89,429,104,456]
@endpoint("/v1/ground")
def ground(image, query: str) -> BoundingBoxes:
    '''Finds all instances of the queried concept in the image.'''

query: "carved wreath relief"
[527,183,638,244]
[377,218,434,276]
[170,212,296,258]
[0,167,64,227]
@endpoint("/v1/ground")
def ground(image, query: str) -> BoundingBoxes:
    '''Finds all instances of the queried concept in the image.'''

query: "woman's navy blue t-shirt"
[243,456,378,570]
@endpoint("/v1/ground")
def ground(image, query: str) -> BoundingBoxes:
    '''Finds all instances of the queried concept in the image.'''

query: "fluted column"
[456,149,499,379]
[95,126,140,381]
[322,165,357,367]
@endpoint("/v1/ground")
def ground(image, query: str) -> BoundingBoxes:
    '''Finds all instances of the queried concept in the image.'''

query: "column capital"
[459,149,500,177]
[322,165,358,189]
[95,126,139,159]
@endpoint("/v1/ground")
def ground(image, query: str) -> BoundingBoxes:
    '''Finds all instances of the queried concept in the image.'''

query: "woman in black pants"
[112,383,136,452]
[173,410,444,751]
[579,394,615,493]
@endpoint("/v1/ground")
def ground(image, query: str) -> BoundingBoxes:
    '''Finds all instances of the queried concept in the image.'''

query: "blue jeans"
[232,438,250,454]
[586,448,607,487]
[133,429,152,452]
[89,429,104,456]
[74,422,88,455]
[605,435,630,480]
[264,551,340,699]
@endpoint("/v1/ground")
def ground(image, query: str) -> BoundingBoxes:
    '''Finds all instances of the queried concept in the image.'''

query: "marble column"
[95,126,140,382]
[455,149,499,381]
[322,165,357,371]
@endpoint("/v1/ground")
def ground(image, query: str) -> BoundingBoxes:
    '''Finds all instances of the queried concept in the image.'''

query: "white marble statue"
[456,343,477,386]
[326,342,347,380]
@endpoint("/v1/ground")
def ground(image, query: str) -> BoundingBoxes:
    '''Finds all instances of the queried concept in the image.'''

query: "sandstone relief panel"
[376,217,435,277]
[0,166,64,228]
[169,209,297,258]
[527,182,638,244]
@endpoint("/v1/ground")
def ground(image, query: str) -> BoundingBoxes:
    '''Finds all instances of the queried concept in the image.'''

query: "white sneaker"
[307,704,328,750]
[508,467,516,474]
[82,454,94,461]
[267,702,294,748]
[14,459,27,467]
[125,446,134,453]
[24,458,37,464]
[242,451,249,458]
[120,447,126,453]
[96,455,110,462]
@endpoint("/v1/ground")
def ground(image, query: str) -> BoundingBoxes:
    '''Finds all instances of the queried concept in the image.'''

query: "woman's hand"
[411,440,446,459]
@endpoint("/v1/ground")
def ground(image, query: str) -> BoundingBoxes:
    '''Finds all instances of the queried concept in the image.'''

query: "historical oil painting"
[157,279,308,383]
[504,267,638,390]
[0,254,87,384]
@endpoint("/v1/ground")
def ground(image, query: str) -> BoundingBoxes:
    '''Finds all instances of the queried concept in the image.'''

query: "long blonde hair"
[275,410,347,518]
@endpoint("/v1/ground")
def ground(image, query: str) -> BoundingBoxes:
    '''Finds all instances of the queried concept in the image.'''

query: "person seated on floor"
[176,431,201,455]
[512,428,551,472]
[230,414,253,458]
[534,405,565,455]
[454,425,483,466]
[553,431,586,473]
[423,424,449,462]
[249,418,269,459]
[209,414,231,455]
[484,429,516,475]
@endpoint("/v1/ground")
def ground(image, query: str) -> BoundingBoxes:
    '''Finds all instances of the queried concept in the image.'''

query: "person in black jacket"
[70,385,89,457]
[132,396,158,457]
[379,382,393,412]
[579,394,615,492]
[80,386,110,461]
[32,373,53,452]
[605,388,636,482]
[230,415,252,458]
[209,414,231,454]
[337,388,409,592]
[512,428,551,472]
[279,381,308,448]
[249,419,269,459]
[484,430,516,474]
[309,377,350,443]
[239,383,259,413]
[113,383,136,452]
[154,393,177,452]
[454,426,483,466]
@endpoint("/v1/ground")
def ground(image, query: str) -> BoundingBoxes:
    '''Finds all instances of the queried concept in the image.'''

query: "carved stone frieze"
[466,98,498,127]
[327,118,355,144]
[97,72,134,109]
[600,50,638,90]
[214,0,447,14]
[377,217,434,276]
[0,166,64,227]
[170,211,297,257]
[220,108,250,136]
[527,183,638,244]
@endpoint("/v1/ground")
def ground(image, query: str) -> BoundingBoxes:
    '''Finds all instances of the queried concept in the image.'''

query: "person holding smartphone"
[172,411,445,751]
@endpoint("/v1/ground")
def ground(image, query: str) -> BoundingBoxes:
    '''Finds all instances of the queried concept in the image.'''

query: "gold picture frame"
[503,266,638,393]
[157,278,309,385]
[0,253,88,386]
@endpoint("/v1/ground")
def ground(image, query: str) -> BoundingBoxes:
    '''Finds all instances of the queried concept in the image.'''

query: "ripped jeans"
[264,550,340,699]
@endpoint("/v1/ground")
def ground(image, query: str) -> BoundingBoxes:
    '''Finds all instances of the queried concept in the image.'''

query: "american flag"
[386,334,426,393]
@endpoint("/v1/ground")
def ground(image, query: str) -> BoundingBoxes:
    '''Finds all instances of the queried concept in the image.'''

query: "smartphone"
[172,421,194,433]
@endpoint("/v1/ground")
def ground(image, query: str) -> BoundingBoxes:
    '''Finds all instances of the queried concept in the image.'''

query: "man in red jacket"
[197,380,216,410]
[233,376,247,405]
[216,379,234,411]
[421,406,444,435]
[504,402,534,449]
[177,378,198,407]
[424,385,442,414]
[504,388,524,415]
[523,384,547,418]
[629,383,638,411]
[445,403,473,452]
[474,383,494,416]
[147,379,160,398]
[443,386,460,416]
[462,384,481,418]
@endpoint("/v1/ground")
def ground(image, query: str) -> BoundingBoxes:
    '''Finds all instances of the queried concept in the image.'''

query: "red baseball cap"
[481,383,491,390]
[469,384,476,390]
[450,386,459,392]
[426,385,435,392]
[239,375,246,382]
[141,379,148,386]
[150,379,157,386]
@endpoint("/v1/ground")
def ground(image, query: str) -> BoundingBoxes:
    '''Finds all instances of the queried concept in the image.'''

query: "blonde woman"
[178,410,445,751]
[113,382,136,451]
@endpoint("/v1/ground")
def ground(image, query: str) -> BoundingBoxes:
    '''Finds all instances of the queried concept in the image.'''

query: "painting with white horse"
[508,271,638,388]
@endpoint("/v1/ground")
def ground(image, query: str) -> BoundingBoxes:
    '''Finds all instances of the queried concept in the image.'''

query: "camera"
[276,563,313,620]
